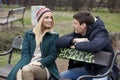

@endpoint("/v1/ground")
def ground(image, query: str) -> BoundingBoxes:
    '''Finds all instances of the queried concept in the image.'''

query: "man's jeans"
[60,67,108,80]
[93,76,108,80]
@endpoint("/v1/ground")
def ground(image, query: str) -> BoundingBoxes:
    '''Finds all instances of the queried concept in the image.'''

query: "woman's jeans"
[60,67,108,80]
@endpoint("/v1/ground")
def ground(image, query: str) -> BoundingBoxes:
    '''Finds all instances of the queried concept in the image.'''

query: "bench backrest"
[9,7,25,20]
[11,36,23,50]
[0,36,23,64]
[8,36,23,64]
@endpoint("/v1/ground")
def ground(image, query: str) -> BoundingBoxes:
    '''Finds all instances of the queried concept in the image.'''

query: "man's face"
[72,19,87,34]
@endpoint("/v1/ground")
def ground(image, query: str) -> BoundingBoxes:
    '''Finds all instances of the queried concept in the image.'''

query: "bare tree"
[108,0,120,13]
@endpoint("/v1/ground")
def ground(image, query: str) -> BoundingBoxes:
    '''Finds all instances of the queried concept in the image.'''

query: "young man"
[56,11,119,80]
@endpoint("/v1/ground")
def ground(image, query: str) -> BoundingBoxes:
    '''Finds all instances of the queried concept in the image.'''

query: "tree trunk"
[108,0,120,13]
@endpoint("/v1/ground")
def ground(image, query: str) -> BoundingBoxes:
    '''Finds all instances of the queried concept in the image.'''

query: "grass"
[53,10,120,36]
[0,8,120,68]
[0,51,21,67]
[22,9,120,34]
[92,11,120,32]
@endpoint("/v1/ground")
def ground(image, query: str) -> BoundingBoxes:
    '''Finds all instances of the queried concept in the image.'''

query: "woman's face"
[42,12,53,28]
[72,19,87,34]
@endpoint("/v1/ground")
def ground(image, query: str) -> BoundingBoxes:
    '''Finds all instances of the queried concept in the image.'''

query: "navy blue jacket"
[56,17,119,80]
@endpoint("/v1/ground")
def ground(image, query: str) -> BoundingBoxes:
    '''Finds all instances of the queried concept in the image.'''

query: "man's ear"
[82,23,87,28]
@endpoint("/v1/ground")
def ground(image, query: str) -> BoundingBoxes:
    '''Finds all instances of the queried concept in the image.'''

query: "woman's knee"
[22,65,31,73]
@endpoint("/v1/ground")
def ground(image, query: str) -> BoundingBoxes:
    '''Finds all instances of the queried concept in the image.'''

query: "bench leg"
[21,19,24,28]
[5,24,9,30]
[10,22,13,28]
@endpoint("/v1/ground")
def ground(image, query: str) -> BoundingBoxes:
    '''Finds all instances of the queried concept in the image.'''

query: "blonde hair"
[33,12,54,46]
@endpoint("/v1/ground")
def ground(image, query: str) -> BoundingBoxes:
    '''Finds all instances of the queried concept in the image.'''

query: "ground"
[56,58,69,73]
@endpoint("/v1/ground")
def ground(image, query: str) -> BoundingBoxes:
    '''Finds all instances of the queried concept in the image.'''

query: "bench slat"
[0,18,22,24]
[0,7,25,28]
[0,64,13,78]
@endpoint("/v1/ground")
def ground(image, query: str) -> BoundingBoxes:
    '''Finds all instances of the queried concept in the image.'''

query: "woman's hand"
[29,61,41,66]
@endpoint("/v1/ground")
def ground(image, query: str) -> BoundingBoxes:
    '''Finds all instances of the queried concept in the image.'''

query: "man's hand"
[73,38,89,43]
[70,38,89,49]
[70,45,75,48]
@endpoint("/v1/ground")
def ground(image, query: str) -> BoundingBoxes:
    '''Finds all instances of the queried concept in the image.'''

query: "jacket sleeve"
[20,31,31,64]
[56,33,74,48]
[75,29,110,52]
[40,34,59,67]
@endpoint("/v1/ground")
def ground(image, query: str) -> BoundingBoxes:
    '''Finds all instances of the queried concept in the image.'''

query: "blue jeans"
[60,67,108,80]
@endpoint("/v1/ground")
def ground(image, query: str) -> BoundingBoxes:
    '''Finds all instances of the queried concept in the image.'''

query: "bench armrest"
[77,52,120,80]
[0,48,13,56]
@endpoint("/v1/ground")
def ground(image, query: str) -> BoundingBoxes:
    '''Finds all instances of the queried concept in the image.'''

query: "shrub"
[0,27,24,51]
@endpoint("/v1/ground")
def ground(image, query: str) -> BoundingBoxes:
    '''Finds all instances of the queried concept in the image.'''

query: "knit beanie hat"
[36,7,51,21]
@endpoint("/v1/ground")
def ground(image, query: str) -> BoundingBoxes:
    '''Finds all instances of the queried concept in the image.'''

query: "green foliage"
[24,9,31,25]
[93,12,120,32]
[53,10,120,36]
[23,9,120,33]
[0,51,21,67]
[2,5,20,11]
[0,27,24,51]
[53,11,73,22]
[24,16,31,25]
[0,27,24,66]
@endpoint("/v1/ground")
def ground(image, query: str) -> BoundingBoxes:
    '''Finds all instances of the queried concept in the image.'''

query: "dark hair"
[73,11,94,27]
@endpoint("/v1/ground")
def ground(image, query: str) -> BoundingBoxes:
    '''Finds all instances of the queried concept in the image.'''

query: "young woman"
[7,7,60,80]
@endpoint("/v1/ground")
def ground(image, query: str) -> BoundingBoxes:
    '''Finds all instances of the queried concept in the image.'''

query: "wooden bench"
[0,36,119,80]
[0,7,25,29]
[0,0,4,11]
[59,49,120,80]
[77,51,120,80]
[0,36,22,79]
